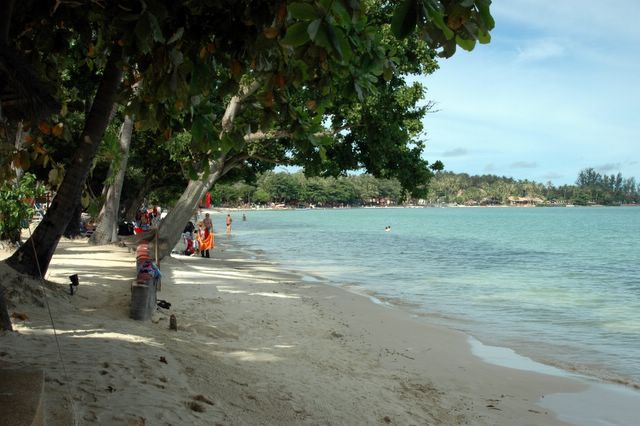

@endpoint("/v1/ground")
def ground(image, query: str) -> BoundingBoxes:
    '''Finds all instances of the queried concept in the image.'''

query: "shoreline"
[1,235,638,424]
[210,204,640,212]
[212,207,640,391]
[231,239,640,426]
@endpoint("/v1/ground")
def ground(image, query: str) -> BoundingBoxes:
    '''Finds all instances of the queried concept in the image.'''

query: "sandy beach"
[0,228,626,425]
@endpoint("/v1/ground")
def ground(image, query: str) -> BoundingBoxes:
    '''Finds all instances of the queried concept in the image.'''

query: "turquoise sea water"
[225,207,640,387]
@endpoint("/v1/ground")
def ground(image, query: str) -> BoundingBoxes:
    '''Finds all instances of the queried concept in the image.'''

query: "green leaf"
[135,16,152,53]
[167,27,184,44]
[309,133,334,147]
[81,191,91,209]
[331,1,351,25]
[476,0,496,30]
[289,3,320,20]
[147,13,165,43]
[314,24,332,50]
[48,168,58,185]
[425,1,454,40]
[477,30,491,44]
[319,146,328,162]
[391,0,418,39]
[354,81,363,100]
[190,63,211,94]
[191,116,208,146]
[438,38,457,58]
[169,48,184,67]
[330,27,352,61]
[455,35,476,51]
[187,166,199,181]
[220,130,245,154]
[281,22,311,47]
[318,0,332,13]
[383,64,393,81]
[307,19,322,41]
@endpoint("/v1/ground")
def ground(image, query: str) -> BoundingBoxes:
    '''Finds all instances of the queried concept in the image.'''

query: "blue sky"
[416,0,640,185]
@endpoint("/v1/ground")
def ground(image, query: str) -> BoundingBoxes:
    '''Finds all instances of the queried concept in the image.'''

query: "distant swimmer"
[226,213,233,233]
[384,226,391,232]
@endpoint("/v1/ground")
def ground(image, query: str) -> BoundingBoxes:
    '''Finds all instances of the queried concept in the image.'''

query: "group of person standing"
[181,212,235,258]
[134,206,162,233]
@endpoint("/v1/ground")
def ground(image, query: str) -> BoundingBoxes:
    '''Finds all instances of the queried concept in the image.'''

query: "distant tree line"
[210,168,640,207]
[425,168,639,206]
[210,171,403,207]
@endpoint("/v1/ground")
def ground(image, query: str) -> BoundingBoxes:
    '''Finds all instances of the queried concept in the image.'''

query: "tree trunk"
[122,180,151,221]
[0,285,12,331]
[149,160,224,261]
[0,0,15,44]
[148,79,260,261]
[62,204,83,239]
[4,47,122,276]
[90,115,133,245]
[13,122,24,183]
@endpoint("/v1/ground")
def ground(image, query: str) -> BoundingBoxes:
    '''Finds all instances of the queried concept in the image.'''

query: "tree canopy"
[1,0,495,276]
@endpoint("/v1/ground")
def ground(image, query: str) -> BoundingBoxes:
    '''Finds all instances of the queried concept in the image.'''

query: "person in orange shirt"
[197,222,214,258]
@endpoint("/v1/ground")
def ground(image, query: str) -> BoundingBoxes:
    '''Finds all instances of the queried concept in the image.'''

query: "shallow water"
[226,206,640,387]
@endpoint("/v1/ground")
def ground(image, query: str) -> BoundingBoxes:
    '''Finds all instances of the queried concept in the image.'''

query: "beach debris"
[157,299,171,309]
[69,273,79,295]
[44,377,65,386]
[127,417,146,426]
[187,401,206,412]
[106,385,116,393]
[159,356,168,364]
[10,311,29,321]
[193,394,214,406]
[330,331,343,339]
[169,314,177,330]
[383,416,391,423]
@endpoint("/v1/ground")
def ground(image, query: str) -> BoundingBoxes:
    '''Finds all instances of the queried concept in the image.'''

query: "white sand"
[0,234,612,425]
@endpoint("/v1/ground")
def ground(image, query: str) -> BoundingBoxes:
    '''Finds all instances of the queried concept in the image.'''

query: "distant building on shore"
[507,196,545,206]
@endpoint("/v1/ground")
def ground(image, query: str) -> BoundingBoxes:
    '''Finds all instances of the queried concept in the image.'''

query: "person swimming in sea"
[384,226,391,232]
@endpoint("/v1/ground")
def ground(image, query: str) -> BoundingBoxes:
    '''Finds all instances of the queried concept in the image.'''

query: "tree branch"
[220,78,263,137]
[243,130,291,142]
[0,0,15,44]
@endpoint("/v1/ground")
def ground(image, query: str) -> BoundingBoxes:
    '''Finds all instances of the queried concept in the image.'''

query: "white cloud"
[596,163,623,173]
[542,172,564,180]
[511,161,538,169]
[441,148,468,157]
[412,0,640,185]
[516,39,565,62]
[493,0,640,44]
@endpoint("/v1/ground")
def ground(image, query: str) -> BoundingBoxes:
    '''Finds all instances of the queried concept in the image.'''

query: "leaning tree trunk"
[62,204,83,239]
[0,285,12,331]
[123,180,152,221]
[148,160,224,261]
[4,47,122,277]
[147,79,262,261]
[90,115,133,245]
